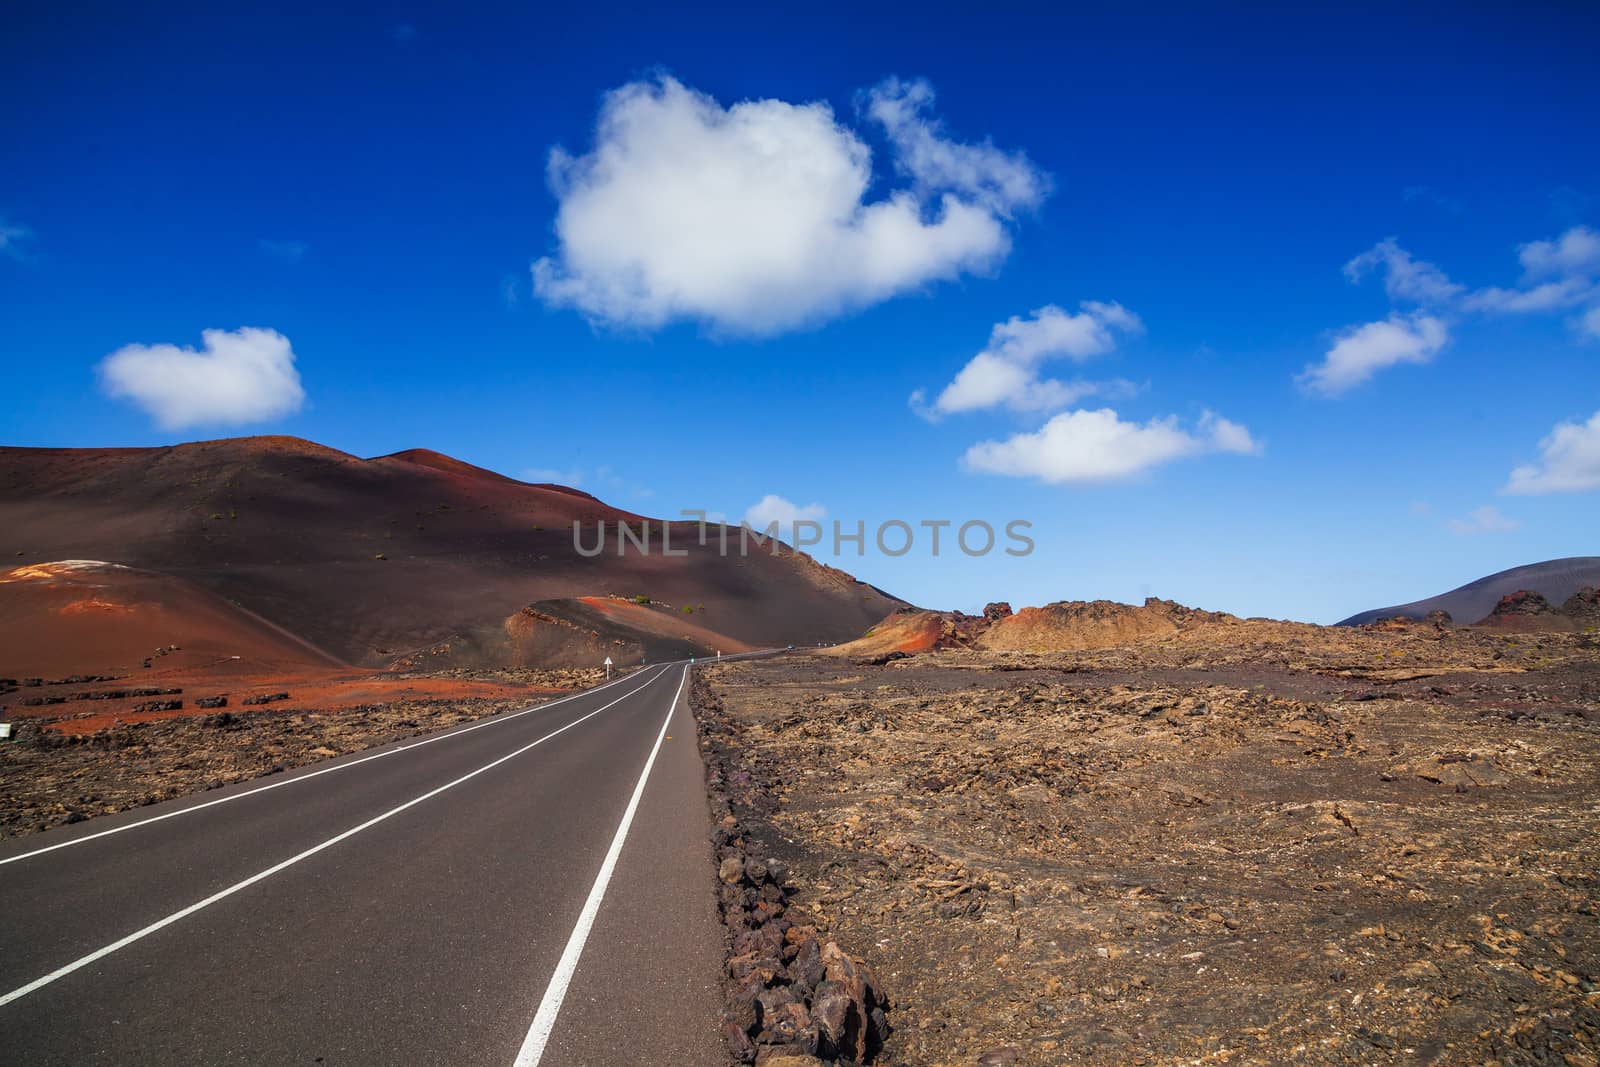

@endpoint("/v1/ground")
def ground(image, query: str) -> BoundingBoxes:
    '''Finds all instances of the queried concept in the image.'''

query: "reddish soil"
[826,609,986,658]
[3,666,556,736]
[0,559,340,679]
[0,663,607,838]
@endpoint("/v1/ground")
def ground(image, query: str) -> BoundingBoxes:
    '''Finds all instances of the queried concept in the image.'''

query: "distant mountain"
[0,436,904,670]
[1336,557,1600,627]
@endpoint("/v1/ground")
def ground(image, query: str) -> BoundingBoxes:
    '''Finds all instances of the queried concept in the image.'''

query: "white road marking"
[0,668,672,1010]
[513,665,690,1067]
[0,666,664,869]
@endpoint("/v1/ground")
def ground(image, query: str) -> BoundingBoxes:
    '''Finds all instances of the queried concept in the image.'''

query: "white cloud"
[1462,226,1600,316]
[1444,505,1521,535]
[916,302,1143,418]
[1332,230,1600,362]
[1345,238,1463,305]
[1518,225,1600,279]
[1300,313,1448,396]
[1461,276,1595,313]
[1504,409,1600,495]
[1582,305,1600,340]
[98,327,306,430]
[962,408,1259,485]
[744,494,827,534]
[532,75,1047,335]
[522,467,583,486]
[861,78,1050,215]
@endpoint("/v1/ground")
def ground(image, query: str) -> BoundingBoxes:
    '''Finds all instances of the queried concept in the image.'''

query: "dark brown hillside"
[0,436,904,667]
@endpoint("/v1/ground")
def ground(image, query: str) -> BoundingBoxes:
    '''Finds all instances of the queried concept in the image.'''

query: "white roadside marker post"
[604,656,613,681]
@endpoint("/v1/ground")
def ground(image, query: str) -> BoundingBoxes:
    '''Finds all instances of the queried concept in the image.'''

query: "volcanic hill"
[1338,557,1600,627]
[0,436,903,675]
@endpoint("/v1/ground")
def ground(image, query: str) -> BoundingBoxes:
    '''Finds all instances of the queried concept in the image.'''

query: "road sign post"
[604,656,613,680]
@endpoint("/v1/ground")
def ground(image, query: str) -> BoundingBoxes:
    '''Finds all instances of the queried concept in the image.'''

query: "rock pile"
[1473,586,1600,632]
[1562,586,1600,627]
[696,676,891,1064]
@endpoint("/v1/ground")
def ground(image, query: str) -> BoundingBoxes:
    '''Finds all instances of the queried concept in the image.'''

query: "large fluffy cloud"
[914,302,1142,417]
[962,408,1259,484]
[1504,409,1600,494]
[532,76,1047,334]
[1299,313,1448,396]
[98,327,305,430]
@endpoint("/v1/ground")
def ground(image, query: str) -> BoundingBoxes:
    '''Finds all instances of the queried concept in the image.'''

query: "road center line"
[512,664,690,1067]
[0,666,665,870]
[0,667,671,1010]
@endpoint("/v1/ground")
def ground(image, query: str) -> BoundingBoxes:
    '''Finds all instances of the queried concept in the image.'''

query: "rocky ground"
[697,620,1600,1066]
[0,666,606,838]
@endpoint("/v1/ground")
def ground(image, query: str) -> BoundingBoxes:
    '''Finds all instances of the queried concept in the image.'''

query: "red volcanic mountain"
[0,436,903,672]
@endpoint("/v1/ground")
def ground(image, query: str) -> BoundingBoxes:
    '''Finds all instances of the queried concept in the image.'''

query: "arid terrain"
[0,662,608,838]
[4,438,1596,1064]
[697,606,1600,1065]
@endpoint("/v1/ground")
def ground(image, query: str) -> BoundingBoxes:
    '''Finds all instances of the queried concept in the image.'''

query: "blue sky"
[2,4,1597,623]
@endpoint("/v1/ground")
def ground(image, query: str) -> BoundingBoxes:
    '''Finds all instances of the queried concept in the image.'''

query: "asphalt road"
[0,661,730,1065]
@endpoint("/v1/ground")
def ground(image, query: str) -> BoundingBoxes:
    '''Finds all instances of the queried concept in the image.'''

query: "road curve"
[0,662,729,1065]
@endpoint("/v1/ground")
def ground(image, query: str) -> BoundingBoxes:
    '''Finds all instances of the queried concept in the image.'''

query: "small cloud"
[1461,276,1594,313]
[1460,226,1600,314]
[259,239,308,262]
[859,76,1051,216]
[1444,505,1521,535]
[915,302,1144,419]
[587,465,654,500]
[1300,313,1448,396]
[0,217,33,259]
[1581,305,1600,340]
[961,407,1259,485]
[1330,230,1600,354]
[1503,409,1600,495]
[1344,238,1462,305]
[1517,225,1600,280]
[744,494,826,535]
[522,467,583,486]
[1408,500,1433,517]
[98,327,306,430]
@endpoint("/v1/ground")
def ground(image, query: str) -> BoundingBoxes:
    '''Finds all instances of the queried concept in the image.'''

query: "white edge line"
[0,668,671,1010]
[512,664,690,1067]
[0,665,666,869]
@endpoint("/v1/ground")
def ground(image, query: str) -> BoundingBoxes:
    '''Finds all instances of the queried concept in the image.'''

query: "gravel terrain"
[698,621,1600,1065]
